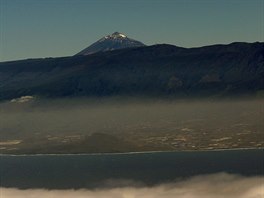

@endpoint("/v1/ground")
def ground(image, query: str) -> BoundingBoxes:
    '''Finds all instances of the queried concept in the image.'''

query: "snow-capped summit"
[76,32,145,55]
[105,32,127,39]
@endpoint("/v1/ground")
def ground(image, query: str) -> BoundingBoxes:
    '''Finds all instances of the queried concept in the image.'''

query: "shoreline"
[0,147,263,157]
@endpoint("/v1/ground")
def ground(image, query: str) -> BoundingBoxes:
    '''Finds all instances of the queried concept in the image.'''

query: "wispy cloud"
[1,173,263,198]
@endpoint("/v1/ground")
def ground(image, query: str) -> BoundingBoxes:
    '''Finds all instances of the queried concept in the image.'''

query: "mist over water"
[1,173,263,198]
[0,97,263,141]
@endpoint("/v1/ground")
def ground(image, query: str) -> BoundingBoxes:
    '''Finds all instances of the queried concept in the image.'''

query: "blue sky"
[0,0,263,61]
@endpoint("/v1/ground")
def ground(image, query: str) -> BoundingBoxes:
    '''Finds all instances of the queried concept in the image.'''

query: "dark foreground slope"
[0,42,263,100]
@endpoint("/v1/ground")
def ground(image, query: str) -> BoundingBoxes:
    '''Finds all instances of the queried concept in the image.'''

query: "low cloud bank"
[1,173,263,198]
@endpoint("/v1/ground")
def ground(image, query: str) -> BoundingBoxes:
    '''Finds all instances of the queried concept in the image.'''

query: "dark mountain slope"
[0,42,263,101]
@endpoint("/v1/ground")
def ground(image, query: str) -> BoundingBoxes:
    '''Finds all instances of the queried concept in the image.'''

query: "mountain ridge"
[0,42,263,101]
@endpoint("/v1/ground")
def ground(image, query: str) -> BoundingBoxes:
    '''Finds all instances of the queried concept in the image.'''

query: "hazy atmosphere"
[1,98,263,138]
[0,98,263,153]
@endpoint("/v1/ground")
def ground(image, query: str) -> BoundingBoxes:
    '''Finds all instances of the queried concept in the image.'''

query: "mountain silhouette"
[0,42,263,101]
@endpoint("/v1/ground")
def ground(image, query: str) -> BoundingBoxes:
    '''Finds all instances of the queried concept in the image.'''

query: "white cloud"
[10,96,34,103]
[1,173,263,198]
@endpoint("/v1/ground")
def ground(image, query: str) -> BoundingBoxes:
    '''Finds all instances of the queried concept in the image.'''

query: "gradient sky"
[0,0,263,61]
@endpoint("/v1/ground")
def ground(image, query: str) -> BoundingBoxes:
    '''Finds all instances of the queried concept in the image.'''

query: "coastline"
[0,147,263,157]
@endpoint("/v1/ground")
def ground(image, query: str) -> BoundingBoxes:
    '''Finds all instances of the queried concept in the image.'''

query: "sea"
[0,149,263,189]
